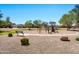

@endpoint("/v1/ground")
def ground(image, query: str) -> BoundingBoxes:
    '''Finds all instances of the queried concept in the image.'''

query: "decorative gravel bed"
[0,34,79,54]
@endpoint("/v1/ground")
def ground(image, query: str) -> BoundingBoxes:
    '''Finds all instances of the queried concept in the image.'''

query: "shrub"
[76,37,79,41]
[21,38,30,46]
[8,33,13,37]
[60,36,70,41]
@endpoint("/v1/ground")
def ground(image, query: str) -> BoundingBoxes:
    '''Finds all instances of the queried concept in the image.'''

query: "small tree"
[25,20,33,30]
[33,20,43,33]
[4,17,12,28]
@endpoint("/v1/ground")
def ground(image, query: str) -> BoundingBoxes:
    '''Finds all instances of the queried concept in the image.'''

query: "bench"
[16,31,24,36]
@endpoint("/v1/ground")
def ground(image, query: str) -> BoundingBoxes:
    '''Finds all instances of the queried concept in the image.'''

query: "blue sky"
[0,4,75,24]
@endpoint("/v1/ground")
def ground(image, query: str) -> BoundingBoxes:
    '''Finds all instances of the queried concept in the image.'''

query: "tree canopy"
[0,11,12,28]
[59,5,79,30]
[33,20,43,28]
[25,20,33,28]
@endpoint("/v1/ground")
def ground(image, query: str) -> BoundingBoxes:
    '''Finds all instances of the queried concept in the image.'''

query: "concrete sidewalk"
[18,32,79,36]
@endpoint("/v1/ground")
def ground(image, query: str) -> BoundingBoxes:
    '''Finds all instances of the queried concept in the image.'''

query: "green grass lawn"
[0,28,28,35]
[0,30,16,35]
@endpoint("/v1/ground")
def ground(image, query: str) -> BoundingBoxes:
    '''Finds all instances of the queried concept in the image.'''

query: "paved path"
[18,32,79,36]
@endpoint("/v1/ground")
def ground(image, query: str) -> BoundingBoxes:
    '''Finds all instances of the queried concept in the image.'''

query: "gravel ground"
[0,31,79,54]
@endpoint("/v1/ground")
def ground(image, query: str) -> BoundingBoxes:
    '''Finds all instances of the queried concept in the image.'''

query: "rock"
[60,36,70,41]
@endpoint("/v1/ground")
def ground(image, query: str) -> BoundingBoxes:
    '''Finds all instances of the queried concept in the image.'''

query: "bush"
[8,33,13,37]
[76,37,79,41]
[21,38,30,46]
[60,36,70,41]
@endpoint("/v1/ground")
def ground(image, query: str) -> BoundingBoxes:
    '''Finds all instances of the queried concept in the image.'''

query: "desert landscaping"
[0,29,79,54]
